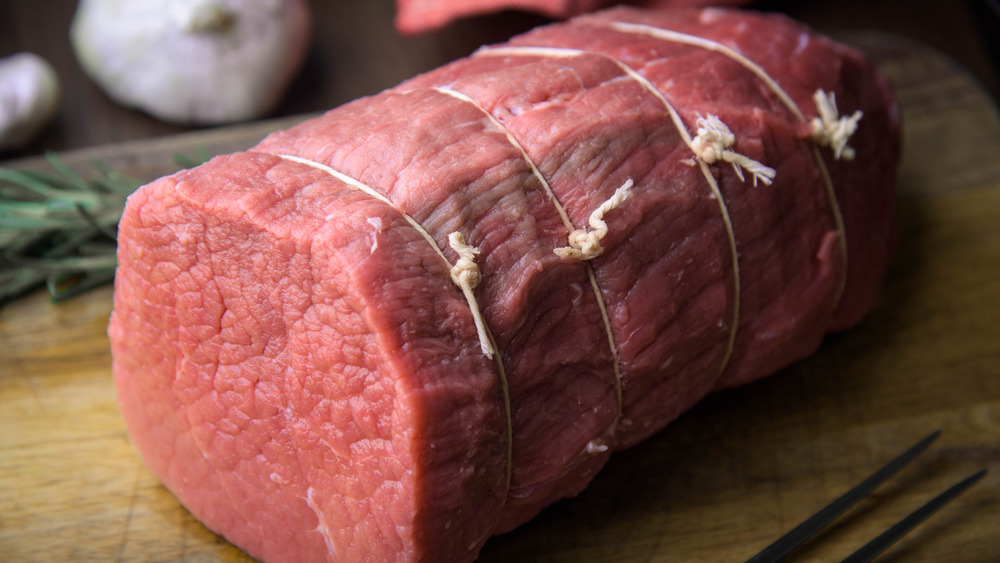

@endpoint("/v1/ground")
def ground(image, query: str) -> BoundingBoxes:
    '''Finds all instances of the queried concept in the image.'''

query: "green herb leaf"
[0,148,216,308]
[0,153,142,307]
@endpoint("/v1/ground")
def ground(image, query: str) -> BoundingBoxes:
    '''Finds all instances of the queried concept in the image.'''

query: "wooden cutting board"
[2,32,999,562]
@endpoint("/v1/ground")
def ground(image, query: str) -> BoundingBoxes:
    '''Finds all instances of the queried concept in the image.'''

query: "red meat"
[109,7,899,562]
[394,0,751,34]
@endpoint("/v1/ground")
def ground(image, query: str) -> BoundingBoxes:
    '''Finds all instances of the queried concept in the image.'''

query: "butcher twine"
[431,84,626,434]
[604,21,863,161]
[554,179,634,260]
[605,20,863,309]
[468,25,862,492]
[690,114,776,186]
[278,153,513,491]
[480,44,752,375]
[810,89,863,160]
[447,232,495,358]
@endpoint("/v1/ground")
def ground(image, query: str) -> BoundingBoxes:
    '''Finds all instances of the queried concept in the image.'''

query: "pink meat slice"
[393,0,751,35]
[109,7,900,563]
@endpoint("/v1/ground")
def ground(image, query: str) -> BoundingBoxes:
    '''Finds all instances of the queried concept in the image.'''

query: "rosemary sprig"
[0,152,140,306]
[0,149,213,307]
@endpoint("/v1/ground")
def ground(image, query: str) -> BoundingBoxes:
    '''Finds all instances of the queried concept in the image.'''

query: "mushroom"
[0,53,61,151]
[70,0,311,125]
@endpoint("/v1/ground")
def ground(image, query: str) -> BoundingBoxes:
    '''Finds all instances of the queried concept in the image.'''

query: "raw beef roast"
[109,7,900,562]
[395,0,751,34]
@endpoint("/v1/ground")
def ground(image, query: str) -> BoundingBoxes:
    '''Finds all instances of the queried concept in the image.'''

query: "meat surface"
[109,7,900,562]
[394,0,751,34]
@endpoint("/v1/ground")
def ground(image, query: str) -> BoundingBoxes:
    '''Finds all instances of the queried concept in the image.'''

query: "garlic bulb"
[0,53,61,151]
[70,0,311,125]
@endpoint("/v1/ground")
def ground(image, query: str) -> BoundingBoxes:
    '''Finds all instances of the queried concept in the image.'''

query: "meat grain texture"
[109,7,900,562]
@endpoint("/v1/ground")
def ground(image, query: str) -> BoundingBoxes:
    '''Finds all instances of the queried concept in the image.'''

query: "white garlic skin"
[70,0,311,125]
[0,53,61,151]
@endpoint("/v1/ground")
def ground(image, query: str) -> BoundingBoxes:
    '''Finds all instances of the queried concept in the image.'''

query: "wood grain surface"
[2,33,1000,562]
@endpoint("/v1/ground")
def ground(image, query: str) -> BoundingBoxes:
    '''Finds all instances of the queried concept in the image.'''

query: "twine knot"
[448,232,482,289]
[448,231,493,358]
[809,89,863,161]
[555,179,634,260]
[690,114,776,186]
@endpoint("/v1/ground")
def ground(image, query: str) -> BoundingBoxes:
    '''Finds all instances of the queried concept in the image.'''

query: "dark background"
[2,0,998,160]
